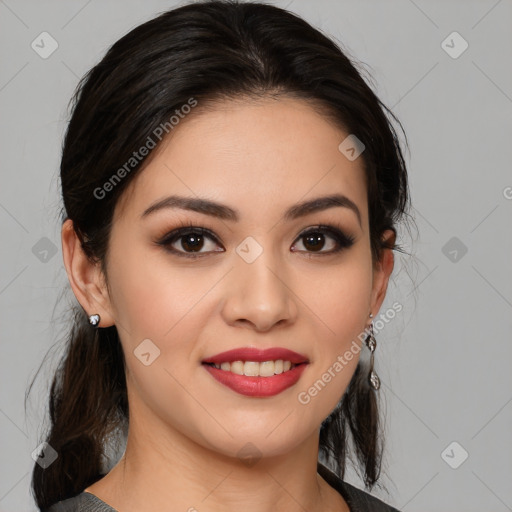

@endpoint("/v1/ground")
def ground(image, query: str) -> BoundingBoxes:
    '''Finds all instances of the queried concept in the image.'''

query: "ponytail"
[30,307,128,508]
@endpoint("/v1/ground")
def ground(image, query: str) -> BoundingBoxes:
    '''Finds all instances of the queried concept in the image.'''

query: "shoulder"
[339,480,401,512]
[43,491,116,512]
[43,493,82,512]
[317,463,401,512]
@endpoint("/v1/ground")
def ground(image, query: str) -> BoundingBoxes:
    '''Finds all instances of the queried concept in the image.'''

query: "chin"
[193,421,312,462]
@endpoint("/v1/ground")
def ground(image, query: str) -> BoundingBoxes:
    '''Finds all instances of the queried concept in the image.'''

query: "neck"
[85,386,349,512]
[87,420,348,512]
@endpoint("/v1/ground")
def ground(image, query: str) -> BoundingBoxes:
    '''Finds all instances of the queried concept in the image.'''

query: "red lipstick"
[202,347,308,365]
[202,347,309,397]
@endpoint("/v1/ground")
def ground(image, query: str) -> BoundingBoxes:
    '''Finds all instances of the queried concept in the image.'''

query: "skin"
[62,96,395,512]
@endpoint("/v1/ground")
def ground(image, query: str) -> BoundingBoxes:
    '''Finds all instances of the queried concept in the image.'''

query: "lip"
[203,363,308,397]
[202,347,309,365]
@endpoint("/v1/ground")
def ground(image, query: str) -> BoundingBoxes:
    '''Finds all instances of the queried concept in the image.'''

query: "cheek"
[298,253,373,344]
[107,245,209,342]
[109,250,214,442]
[293,256,373,412]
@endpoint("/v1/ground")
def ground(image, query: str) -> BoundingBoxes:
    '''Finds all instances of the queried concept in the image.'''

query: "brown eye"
[157,227,223,258]
[302,232,330,252]
[156,223,355,259]
[178,232,205,252]
[292,225,355,255]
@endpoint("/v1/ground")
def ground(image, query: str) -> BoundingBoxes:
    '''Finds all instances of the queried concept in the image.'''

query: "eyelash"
[155,220,356,259]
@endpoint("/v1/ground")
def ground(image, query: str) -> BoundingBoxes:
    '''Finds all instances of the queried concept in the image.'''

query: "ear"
[369,229,396,317]
[61,218,115,327]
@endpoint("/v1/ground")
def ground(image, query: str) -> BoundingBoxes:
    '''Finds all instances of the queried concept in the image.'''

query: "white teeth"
[259,361,275,377]
[210,359,297,377]
[230,361,244,375]
[244,361,260,376]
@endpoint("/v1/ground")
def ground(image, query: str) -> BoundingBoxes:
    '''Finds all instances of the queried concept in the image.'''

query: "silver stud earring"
[88,314,100,327]
[365,313,380,390]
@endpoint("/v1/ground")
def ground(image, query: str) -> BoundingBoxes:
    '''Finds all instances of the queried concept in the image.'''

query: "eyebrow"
[141,193,362,227]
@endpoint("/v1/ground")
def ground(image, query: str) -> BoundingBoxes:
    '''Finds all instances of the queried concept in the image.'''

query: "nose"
[220,243,298,332]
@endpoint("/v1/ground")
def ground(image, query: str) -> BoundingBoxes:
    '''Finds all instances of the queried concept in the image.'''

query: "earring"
[88,314,100,327]
[365,313,380,390]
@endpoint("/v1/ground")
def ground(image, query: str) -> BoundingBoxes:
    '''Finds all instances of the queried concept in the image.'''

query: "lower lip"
[203,363,308,397]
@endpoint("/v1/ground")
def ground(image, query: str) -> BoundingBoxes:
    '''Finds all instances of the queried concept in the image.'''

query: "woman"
[31,1,412,510]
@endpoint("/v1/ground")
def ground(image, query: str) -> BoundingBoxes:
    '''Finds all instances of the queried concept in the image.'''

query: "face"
[76,97,394,460]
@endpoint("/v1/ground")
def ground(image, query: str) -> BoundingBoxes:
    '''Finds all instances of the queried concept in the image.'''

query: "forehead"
[114,97,368,226]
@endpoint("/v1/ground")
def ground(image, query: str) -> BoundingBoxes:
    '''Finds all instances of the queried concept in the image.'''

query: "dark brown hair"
[27,1,413,508]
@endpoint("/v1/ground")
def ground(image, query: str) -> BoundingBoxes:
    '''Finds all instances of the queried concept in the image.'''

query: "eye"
[155,222,356,259]
[291,225,356,256]
[156,225,223,259]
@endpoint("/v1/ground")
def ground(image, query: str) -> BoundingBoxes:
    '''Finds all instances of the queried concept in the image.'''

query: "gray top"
[43,463,400,512]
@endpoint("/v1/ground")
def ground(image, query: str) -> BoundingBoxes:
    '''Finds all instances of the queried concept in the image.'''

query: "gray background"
[1,0,511,510]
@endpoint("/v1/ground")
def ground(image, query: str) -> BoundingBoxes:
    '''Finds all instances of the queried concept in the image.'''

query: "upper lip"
[202,347,309,365]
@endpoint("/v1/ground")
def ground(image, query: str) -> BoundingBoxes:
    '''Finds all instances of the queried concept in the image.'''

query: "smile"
[205,359,296,376]
[203,360,308,397]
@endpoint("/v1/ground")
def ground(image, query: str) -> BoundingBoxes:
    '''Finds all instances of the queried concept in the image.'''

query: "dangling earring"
[88,314,100,327]
[365,313,380,390]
